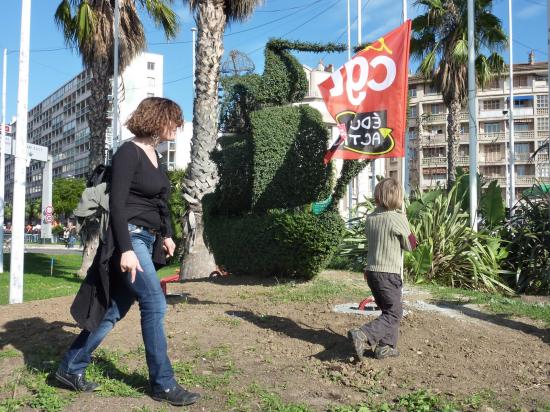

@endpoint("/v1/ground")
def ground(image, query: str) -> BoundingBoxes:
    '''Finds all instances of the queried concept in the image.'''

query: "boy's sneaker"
[347,328,371,360]
[152,383,200,406]
[55,368,100,392]
[374,345,400,359]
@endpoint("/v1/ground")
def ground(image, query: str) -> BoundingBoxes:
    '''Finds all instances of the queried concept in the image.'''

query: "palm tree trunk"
[446,98,462,189]
[180,0,226,280]
[78,61,110,278]
[88,61,111,174]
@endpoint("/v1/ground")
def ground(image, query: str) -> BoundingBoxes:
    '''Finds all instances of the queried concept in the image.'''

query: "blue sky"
[0,0,547,124]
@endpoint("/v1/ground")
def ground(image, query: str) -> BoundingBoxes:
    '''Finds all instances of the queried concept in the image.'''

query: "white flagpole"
[10,0,32,304]
[347,0,353,221]
[508,0,515,213]
[111,0,120,155]
[467,0,478,230]
[1,49,7,273]
[402,1,409,195]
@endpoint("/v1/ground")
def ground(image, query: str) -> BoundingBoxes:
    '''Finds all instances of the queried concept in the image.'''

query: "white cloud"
[516,3,543,20]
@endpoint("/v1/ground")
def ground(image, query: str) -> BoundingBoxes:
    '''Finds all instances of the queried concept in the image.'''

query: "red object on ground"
[358,296,377,310]
[160,274,180,296]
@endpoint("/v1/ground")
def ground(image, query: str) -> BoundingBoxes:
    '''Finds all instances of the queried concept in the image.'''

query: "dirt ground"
[0,270,548,411]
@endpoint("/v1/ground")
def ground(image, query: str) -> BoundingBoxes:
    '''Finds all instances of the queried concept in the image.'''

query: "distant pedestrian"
[63,227,70,248]
[348,178,416,360]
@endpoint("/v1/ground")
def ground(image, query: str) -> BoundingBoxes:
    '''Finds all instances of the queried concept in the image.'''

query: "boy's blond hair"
[374,178,403,210]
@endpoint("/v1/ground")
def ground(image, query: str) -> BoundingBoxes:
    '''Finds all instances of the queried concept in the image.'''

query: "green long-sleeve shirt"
[365,207,415,274]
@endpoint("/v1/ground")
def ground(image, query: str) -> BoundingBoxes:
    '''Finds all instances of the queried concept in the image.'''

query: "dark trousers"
[361,271,403,348]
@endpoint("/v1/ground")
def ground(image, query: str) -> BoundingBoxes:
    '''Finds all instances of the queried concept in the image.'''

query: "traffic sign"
[1,124,11,134]
[44,215,54,224]
[3,135,48,161]
[45,205,53,215]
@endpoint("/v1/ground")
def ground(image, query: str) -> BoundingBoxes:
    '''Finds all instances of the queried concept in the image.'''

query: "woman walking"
[56,97,200,407]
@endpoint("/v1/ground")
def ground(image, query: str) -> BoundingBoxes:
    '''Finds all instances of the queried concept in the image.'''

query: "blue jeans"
[59,223,176,393]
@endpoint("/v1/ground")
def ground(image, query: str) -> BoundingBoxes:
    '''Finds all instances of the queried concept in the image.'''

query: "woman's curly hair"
[125,97,184,139]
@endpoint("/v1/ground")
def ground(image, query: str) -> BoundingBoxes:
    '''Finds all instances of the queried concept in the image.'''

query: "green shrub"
[204,198,344,279]
[211,134,254,214]
[250,105,333,212]
[406,186,511,293]
[503,187,550,294]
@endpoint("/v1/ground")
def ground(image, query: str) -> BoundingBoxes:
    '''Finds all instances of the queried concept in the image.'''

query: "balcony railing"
[485,176,507,185]
[536,108,549,116]
[421,157,447,166]
[479,132,505,141]
[515,153,533,162]
[515,131,535,140]
[479,156,505,164]
[516,176,537,186]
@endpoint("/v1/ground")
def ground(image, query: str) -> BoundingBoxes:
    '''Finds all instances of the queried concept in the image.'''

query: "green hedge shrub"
[204,197,344,279]
[250,105,333,212]
[211,134,253,214]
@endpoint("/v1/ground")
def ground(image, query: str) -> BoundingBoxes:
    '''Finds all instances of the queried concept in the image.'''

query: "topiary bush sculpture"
[205,39,366,279]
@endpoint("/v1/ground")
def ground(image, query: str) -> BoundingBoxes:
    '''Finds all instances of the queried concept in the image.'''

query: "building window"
[147,61,155,70]
[516,165,532,176]
[409,105,417,118]
[482,99,501,111]
[427,103,443,114]
[513,75,529,88]
[538,117,549,131]
[148,77,155,87]
[408,87,417,98]
[426,83,438,95]
[514,120,533,132]
[513,97,533,108]
[539,164,550,177]
[515,143,530,154]
[537,94,548,108]
[484,122,502,134]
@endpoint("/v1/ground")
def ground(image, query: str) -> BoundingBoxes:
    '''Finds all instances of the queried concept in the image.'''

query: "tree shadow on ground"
[226,310,352,361]
[165,293,235,307]
[180,274,317,288]
[0,317,149,393]
[432,301,550,345]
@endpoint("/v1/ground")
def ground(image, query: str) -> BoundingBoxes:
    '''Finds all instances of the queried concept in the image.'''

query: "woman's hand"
[120,250,143,283]
[163,237,176,258]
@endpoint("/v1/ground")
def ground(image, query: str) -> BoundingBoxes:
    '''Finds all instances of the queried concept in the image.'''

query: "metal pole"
[347,0,351,60]
[508,0,515,213]
[547,0,550,201]
[467,0,478,230]
[191,27,197,97]
[1,49,7,273]
[10,0,31,304]
[402,0,409,195]
[40,155,52,242]
[111,0,120,154]
[346,0,352,220]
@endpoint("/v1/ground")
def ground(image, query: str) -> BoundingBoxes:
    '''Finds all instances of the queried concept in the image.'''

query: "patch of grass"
[156,263,180,279]
[0,253,83,305]
[244,384,313,412]
[86,349,149,397]
[330,389,509,412]
[0,349,20,359]
[425,284,550,326]
[267,278,369,303]
[214,314,242,328]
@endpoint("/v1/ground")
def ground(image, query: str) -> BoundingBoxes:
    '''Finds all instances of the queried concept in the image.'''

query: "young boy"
[348,178,416,360]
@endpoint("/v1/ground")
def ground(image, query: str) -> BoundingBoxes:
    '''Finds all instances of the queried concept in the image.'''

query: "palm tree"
[411,0,506,188]
[55,0,179,277]
[180,0,263,279]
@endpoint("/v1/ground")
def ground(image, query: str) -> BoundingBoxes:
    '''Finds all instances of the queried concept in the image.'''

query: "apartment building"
[5,52,168,203]
[386,57,550,200]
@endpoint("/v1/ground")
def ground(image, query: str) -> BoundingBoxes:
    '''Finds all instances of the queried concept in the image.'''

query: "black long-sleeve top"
[110,141,173,252]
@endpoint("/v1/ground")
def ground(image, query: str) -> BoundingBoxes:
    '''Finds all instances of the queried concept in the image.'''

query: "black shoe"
[55,368,100,392]
[152,383,200,406]
[374,345,400,359]
[347,328,371,361]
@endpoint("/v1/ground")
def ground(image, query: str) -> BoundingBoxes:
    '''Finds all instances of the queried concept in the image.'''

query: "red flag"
[319,20,412,164]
